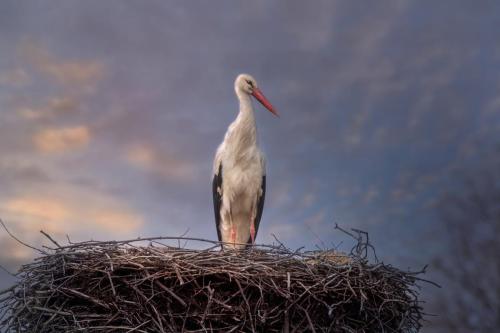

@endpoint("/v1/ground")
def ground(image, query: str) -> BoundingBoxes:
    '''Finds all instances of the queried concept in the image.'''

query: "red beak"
[251,88,279,117]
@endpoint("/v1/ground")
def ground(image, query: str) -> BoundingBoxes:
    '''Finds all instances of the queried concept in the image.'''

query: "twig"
[0,219,47,254]
[40,230,62,248]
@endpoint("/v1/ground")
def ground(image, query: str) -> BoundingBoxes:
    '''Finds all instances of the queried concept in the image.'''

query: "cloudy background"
[1,1,499,331]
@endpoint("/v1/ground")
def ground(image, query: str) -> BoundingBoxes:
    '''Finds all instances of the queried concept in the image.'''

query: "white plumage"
[212,74,278,249]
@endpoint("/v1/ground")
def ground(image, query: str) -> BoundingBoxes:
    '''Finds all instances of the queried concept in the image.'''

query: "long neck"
[226,91,257,149]
[237,92,255,123]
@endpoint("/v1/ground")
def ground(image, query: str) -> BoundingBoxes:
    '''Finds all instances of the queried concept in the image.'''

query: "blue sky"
[0,1,499,329]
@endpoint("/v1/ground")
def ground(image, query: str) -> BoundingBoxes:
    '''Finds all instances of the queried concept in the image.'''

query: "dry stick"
[154,280,186,307]
[0,219,47,255]
[60,287,110,309]
[235,279,256,333]
[40,230,62,248]
[0,264,15,278]
[54,235,280,251]
[297,304,317,333]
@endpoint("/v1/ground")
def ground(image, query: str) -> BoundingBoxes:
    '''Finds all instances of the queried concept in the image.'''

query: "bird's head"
[235,73,279,117]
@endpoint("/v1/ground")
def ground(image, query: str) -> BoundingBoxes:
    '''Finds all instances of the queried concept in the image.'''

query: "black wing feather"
[212,164,223,242]
[248,175,266,244]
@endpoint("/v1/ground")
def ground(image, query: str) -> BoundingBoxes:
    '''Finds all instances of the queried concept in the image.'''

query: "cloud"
[301,192,316,208]
[0,184,144,270]
[1,194,143,236]
[268,182,291,208]
[0,236,34,271]
[17,96,79,120]
[305,210,326,228]
[282,1,338,51]
[0,205,138,272]
[126,144,195,181]
[362,186,380,204]
[20,40,104,89]
[0,68,31,86]
[0,160,50,184]
[16,107,43,120]
[34,126,90,153]
[335,183,361,199]
[4,198,70,225]
[263,223,301,243]
[48,97,79,113]
[89,211,142,232]
[390,188,416,203]
[484,94,500,116]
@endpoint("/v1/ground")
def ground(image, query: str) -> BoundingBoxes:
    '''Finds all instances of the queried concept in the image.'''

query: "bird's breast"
[222,156,263,200]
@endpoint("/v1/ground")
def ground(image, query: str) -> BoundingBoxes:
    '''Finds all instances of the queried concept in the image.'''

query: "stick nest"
[0,230,429,332]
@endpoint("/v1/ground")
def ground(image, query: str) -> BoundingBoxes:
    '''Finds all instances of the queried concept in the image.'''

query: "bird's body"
[213,74,278,249]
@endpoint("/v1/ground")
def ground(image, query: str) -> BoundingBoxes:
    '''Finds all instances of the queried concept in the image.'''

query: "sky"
[0,1,499,330]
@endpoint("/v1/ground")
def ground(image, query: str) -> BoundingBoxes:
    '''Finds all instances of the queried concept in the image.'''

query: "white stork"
[212,74,278,249]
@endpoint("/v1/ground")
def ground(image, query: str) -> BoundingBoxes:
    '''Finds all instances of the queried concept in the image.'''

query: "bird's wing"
[249,175,266,244]
[212,163,223,242]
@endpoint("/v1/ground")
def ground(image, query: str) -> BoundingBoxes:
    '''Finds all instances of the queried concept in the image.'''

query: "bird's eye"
[246,80,254,87]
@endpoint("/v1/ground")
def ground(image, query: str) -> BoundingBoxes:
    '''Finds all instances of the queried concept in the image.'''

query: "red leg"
[250,202,257,245]
[250,220,256,244]
[228,207,236,247]
[231,225,236,245]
